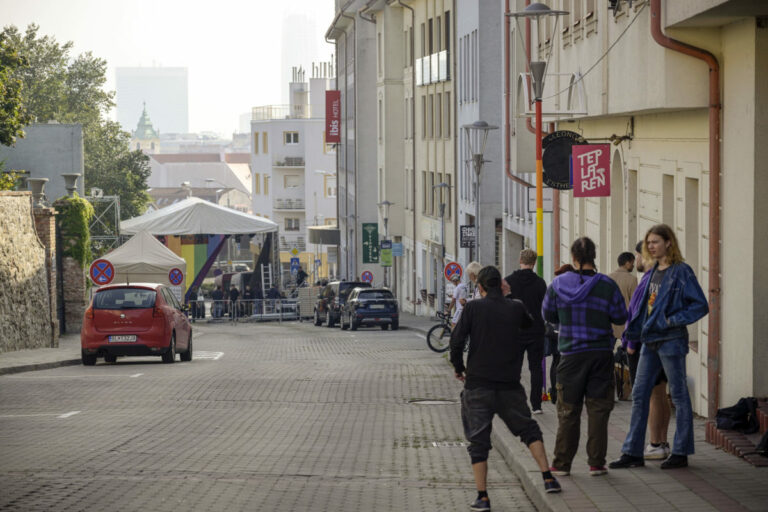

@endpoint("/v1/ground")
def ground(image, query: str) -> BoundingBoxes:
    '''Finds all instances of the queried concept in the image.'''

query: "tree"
[1,24,148,217]
[0,32,31,146]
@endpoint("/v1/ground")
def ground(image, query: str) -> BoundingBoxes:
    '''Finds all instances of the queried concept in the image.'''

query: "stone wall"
[33,207,59,345]
[0,192,54,353]
[62,256,86,334]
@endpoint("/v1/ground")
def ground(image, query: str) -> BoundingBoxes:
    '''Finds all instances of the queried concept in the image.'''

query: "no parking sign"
[360,270,374,283]
[89,259,115,285]
[169,268,184,286]
[444,262,463,281]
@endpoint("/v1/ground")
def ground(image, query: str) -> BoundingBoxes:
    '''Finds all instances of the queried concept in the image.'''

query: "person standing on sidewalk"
[466,261,483,301]
[504,249,547,414]
[446,273,468,328]
[610,224,709,470]
[542,237,628,477]
[451,266,561,511]
[544,263,574,405]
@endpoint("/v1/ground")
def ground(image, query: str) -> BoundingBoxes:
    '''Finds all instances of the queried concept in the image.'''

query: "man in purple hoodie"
[542,238,628,476]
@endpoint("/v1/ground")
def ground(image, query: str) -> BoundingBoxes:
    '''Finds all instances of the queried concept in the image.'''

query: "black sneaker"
[608,454,645,469]
[660,454,688,469]
[544,477,562,494]
[470,496,491,511]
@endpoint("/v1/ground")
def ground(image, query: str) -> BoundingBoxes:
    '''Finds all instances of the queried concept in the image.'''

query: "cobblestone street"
[0,322,535,511]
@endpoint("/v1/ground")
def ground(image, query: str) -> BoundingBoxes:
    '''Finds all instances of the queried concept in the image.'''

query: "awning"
[307,225,340,245]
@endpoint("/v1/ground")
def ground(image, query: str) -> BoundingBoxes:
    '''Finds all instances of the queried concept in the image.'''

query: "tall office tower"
[116,67,189,134]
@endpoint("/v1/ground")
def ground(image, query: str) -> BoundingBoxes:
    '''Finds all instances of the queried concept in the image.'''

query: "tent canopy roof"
[121,197,278,236]
[105,231,185,275]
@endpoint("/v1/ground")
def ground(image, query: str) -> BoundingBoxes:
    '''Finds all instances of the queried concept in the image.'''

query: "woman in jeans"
[610,224,709,470]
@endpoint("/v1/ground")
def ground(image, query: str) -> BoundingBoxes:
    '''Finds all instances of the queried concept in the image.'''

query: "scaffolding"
[86,195,121,256]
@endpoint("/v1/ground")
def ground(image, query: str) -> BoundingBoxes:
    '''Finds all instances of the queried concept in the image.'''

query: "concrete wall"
[0,124,84,203]
[0,192,53,352]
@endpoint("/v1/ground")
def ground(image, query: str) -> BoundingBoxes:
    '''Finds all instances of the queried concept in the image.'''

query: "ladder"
[260,263,273,297]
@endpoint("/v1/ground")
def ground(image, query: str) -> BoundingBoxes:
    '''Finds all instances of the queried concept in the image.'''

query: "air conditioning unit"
[90,187,104,198]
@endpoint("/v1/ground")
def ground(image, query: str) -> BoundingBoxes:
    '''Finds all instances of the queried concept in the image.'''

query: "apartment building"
[250,66,338,283]
[511,0,768,415]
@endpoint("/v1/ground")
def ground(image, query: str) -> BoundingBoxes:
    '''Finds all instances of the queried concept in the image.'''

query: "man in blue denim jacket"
[610,225,709,470]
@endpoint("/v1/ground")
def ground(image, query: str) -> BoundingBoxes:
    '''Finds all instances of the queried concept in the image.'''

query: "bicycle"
[426,311,452,353]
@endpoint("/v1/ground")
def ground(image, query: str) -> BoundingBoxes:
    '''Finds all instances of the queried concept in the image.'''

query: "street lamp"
[462,120,498,263]
[433,182,452,310]
[508,2,568,276]
[204,178,232,208]
[377,200,394,287]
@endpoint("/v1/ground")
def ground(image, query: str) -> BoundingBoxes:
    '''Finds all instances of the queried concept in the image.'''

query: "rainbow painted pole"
[535,98,544,277]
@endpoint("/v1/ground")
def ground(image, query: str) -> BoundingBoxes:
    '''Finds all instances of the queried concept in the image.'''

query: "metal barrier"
[189,299,299,323]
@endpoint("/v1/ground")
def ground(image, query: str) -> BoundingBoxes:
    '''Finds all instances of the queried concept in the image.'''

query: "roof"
[134,103,159,139]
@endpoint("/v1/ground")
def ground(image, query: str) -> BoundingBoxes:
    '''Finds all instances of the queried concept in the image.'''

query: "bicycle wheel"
[426,324,451,353]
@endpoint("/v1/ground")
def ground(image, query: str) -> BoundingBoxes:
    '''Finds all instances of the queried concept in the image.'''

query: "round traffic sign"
[444,261,463,281]
[360,270,374,283]
[169,267,184,286]
[89,259,115,285]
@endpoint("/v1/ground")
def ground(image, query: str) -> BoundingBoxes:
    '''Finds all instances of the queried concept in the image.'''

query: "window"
[264,175,269,195]
[421,96,427,139]
[284,175,301,188]
[378,99,383,141]
[436,16,442,52]
[403,30,408,66]
[445,12,450,52]
[377,32,382,75]
[285,218,300,231]
[422,171,427,213]
[446,174,452,219]
[428,18,433,54]
[420,23,426,57]
[262,132,268,152]
[428,94,434,138]
[325,176,337,198]
[445,92,451,137]
[404,98,409,139]
[254,173,261,194]
[409,26,414,64]
[253,133,259,154]
[436,93,442,138]
[283,131,299,144]
[428,172,435,215]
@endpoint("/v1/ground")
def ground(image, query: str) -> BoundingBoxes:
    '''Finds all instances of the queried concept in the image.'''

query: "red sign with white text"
[325,90,341,143]
[572,144,611,197]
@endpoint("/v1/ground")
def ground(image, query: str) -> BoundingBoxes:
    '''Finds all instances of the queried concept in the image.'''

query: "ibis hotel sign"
[325,90,341,143]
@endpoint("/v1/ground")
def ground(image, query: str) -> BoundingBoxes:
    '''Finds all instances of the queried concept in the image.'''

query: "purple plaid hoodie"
[621,271,652,351]
[542,271,628,355]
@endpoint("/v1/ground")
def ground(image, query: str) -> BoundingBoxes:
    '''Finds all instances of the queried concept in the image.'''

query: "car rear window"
[340,282,371,294]
[94,288,157,310]
[358,290,394,300]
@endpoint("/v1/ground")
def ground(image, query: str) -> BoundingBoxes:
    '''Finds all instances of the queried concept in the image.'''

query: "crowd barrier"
[188,299,299,323]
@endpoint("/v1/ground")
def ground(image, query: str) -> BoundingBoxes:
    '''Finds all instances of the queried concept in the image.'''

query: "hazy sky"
[1,0,335,136]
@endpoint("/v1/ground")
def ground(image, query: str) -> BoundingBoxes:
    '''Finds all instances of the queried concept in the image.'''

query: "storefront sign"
[572,144,611,197]
[380,240,392,267]
[460,225,476,248]
[542,130,586,190]
[362,223,379,263]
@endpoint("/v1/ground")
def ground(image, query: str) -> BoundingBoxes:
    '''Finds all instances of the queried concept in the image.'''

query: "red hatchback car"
[81,283,192,365]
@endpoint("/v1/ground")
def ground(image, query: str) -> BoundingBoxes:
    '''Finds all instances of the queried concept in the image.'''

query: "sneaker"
[660,454,688,469]
[549,466,570,476]
[644,442,670,460]
[470,496,491,511]
[589,465,608,476]
[608,454,645,469]
[532,409,543,415]
[544,477,562,493]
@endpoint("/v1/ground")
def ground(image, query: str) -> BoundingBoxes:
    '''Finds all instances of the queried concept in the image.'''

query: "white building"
[250,65,338,283]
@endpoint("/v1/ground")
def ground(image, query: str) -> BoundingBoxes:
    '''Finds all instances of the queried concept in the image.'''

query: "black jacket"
[450,289,533,389]
[504,269,547,339]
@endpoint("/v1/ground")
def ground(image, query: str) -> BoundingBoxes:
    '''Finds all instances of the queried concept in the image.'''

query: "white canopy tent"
[102,231,187,288]
[121,197,278,235]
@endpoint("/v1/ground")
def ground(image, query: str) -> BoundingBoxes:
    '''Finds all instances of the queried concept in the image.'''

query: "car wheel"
[314,309,322,326]
[81,352,96,366]
[104,354,117,363]
[181,331,193,362]
[392,320,399,331]
[326,309,334,328]
[381,324,389,331]
[340,312,349,330]
[162,332,176,364]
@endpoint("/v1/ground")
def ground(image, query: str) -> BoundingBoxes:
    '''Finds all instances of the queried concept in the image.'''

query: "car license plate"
[370,304,385,310]
[109,335,136,342]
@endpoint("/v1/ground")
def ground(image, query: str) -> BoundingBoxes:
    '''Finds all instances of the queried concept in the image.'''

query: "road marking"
[129,373,143,378]
[58,411,81,419]
[0,413,61,418]
[195,351,224,360]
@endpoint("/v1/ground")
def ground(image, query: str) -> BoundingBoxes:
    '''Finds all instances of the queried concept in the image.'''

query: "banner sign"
[362,223,379,263]
[391,242,403,257]
[572,144,611,197]
[460,225,476,248]
[380,240,392,267]
[527,187,554,213]
[325,90,341,143]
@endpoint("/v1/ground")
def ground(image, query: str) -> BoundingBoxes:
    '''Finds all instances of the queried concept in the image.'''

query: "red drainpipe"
[650,0,721,419]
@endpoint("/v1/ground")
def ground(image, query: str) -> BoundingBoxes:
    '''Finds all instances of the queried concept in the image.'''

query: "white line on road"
[129,373,143,378]
[195,351,224,360]
[58,411,81,419]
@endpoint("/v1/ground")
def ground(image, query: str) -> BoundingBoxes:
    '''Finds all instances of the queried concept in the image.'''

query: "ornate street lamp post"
[377,200,394,287]
[462,120,498,263]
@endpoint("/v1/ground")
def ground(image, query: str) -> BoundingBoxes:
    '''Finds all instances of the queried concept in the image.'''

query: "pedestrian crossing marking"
[195,351,224,361]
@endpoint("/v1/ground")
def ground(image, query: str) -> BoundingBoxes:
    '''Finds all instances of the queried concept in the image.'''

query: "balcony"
[279,236,307,252]
[274,198,305,210]
[415,50,450,86]
[252,104,310,120]
[274,157,305,167]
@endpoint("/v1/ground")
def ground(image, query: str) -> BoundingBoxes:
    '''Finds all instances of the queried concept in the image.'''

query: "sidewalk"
[398,314,768,511]
[0,334,81,375]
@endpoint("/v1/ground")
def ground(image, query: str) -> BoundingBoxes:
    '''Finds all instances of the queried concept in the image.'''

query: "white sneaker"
[644,442,670,460]
[532,409,543,415]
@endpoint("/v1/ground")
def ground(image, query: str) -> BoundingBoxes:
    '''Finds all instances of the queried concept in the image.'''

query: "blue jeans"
[621,337,694,457]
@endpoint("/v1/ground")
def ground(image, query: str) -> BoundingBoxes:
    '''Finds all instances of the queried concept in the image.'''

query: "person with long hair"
[610,224,708,470]
[542,238,628,476]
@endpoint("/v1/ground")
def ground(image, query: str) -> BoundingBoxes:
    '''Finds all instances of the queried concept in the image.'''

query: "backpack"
[715,397,759,434]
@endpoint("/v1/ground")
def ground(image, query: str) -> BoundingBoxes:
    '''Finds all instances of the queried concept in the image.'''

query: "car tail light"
[85,306,94,319]
[153,305,163,318]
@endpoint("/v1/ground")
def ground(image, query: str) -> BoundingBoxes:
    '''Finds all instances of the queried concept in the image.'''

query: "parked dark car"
[313,281,371,327]
[340,288,399,331]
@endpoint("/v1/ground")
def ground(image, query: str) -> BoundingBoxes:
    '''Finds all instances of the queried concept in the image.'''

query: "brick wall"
[62,256,86,334]
[33,207,59,345]
[0,192,54,352]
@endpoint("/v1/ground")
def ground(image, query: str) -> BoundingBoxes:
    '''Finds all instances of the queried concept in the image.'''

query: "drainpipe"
[397,0,417,311]
[650,0,721,419]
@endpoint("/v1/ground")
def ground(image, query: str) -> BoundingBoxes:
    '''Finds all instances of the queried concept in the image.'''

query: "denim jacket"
[624,262,709,344]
